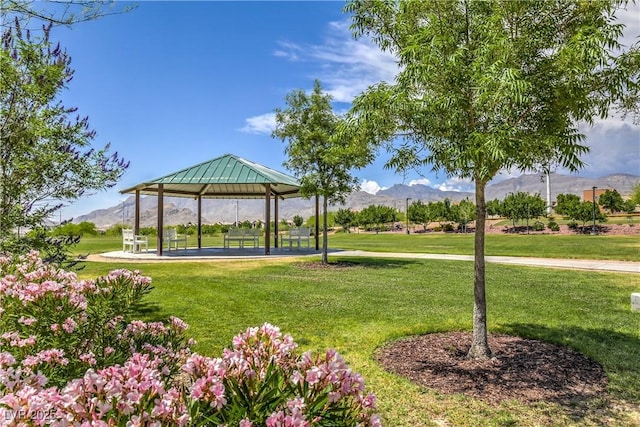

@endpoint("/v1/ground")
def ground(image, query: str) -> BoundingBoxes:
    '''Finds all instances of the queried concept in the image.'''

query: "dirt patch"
[486,223,640,235]
[377,332,607,405]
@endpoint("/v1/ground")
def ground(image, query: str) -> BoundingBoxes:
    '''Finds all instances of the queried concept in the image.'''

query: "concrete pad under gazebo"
[119,153,319,256]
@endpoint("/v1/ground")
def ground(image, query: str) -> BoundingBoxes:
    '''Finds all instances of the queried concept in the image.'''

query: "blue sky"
[41,1,640,219]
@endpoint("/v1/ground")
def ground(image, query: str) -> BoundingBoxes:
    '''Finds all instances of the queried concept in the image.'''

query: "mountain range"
[74,173,639,229]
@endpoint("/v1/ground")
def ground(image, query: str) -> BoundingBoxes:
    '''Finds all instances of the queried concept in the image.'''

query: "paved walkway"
[335,250,640,274]
[92,249,639,273]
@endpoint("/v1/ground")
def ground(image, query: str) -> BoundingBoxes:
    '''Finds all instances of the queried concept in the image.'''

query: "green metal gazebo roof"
[120,154,302,199]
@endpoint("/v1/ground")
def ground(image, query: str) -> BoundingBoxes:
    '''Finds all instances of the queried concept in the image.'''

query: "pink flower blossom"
[62,317,77,333]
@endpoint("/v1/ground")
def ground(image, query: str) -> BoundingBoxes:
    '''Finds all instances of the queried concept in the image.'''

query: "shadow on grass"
[131,299,166,323]
[330,257,423,269]
[503,322,640,417]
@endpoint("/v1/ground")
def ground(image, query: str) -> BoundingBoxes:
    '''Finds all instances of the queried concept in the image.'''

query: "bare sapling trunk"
[322,195,328,264]
[468,179,491,359]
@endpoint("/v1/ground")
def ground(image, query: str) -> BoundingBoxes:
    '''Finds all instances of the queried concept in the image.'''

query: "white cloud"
[360,179,385,195]
[617,4,640,49]
[408,178,431,186]
[273,19,398,103]
[240,113,277,135]
[272,42,302,61]
[266,8,639,179]
[436,177,473,192]
[574,121,640,177]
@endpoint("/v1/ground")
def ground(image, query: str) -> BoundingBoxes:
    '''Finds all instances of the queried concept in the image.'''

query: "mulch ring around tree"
[376,332,607,405]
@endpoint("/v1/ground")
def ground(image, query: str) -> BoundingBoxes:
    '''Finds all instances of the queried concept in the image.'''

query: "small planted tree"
[292,214,304,227]
[555,194,581,217]
[273,80,371,264]
[598,189,625,214]
[334,208,355,232]
[345,0,637,358]
[501,192,545,232]
[569,202,607,229]
[408,200,432,230]
[451,198,476,233]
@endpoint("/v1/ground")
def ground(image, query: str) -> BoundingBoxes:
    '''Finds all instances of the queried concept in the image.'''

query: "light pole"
[235,200,239,227]
[592,186,597,235]
[406,197,412,234]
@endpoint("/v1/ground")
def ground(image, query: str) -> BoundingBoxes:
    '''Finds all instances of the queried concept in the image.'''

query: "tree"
[273,80,371,264]
[292,215,304,227]
[555,194,581,216]
[501,193,527,227]
[345,0,636,358]
[569,201,606,227]
[451,198,476,233]
[622,199,636,221]
[631,183,640,207]
[485,199,502,217]
[51,221,97,237]
[598,189,624,214]
[407,200,432,230]
[501,192,545,231]
[0,19,128,248]
[1,0,134,27]
[428,200,451,227]
[334,208,355,232]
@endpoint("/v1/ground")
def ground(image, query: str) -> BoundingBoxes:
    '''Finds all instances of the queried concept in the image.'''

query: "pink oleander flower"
[62,317,77,333]
[1,332,37,348]
[79,351,96,366]
[169,316,188,332]
[17,316,37,326]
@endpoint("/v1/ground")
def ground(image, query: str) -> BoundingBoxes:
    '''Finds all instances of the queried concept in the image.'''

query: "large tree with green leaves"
[0,18,128,247]
[273,80,371,264]
[344,0,638,358]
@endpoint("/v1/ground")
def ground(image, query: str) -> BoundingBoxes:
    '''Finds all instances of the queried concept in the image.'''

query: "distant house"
[582,188,609,213]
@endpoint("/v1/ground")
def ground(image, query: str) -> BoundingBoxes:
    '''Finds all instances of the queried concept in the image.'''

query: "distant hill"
[74,173,639,228]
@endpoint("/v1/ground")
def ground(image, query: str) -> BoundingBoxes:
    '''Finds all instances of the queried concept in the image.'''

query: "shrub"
[532,221,545,232]
[0,251,191,387]
[443,223,455,232]
[547,221,560,232]
[184,324,380,426]
[567,221,578,230]
[0,252,379,426]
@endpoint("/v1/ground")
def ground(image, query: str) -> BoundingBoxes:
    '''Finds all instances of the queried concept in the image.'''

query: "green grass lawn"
[74,232,640,261]
[78,257,640,426]
[329,232,640,261]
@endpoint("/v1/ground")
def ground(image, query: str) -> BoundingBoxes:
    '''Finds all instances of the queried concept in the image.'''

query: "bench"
[224,228,260,248]
[164,228,188,250]
[281,227,311,250]
[123,229,148,253]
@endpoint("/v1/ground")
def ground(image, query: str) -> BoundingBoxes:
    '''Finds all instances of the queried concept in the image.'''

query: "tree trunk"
[322,195,328,264]
[468,179,491,359]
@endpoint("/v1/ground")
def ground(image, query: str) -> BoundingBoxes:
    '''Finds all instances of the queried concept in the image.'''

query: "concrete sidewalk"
[93,248,639,273]
[335,250,640,274]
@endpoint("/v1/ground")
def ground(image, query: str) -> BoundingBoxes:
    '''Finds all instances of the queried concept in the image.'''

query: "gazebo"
[119,153,319,255]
